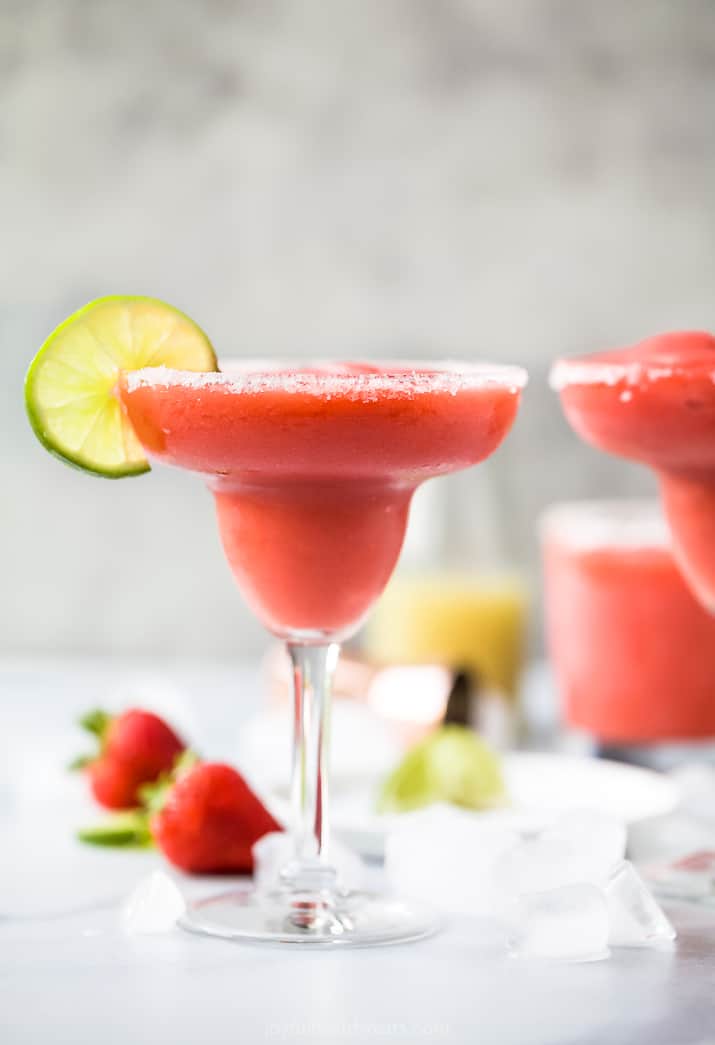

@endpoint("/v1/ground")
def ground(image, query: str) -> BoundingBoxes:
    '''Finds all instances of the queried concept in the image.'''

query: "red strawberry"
[150,762,281,874]
[74,708,185,810]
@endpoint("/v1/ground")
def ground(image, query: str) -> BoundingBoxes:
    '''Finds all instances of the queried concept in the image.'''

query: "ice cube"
[495,837,583,897]
[544,809,626,880]
[605,860,676,947]
[252,832,366,894]
[384,804,518,915]
[494,809,626,901]
[121,870,186,935]
[508,883,610,962]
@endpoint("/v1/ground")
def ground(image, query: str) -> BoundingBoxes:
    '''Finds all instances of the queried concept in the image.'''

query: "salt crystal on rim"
[125,361,527,399]
[550,358,693,391]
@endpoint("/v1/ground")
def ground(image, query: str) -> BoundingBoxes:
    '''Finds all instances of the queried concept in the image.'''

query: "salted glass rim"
[550,357,635,390]
[125,358,528,394]
[549,355,709,390]
[539,498,670,550]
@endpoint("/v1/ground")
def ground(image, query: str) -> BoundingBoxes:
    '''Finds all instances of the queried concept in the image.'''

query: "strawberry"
[74,708,185,810]
[149,761,281,874]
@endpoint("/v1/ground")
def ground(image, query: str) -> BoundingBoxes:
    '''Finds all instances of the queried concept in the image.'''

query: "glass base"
[179,886,441,947]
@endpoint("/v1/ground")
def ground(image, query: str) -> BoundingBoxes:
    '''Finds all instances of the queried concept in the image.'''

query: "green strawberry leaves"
[79,708,113,739]
[76,750,200,848]
[139,750,200,814]
[70,707,113,770]
[77,810,152,848]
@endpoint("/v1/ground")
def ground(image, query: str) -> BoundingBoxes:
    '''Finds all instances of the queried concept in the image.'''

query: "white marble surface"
[2,657,715,1045]
[3,891,715,1045]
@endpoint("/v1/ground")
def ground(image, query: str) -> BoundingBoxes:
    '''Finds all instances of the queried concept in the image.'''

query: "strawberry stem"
[68,754,93,771]
[79,708,112,739]
[139,749,200,814]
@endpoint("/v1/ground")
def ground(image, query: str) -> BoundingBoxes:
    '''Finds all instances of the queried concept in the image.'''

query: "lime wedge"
[377,725,506,814]
[25,296,217,478]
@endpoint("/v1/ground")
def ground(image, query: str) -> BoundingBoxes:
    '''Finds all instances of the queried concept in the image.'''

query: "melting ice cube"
[495,836,587,897]
[121,870,186,935]
[384,804,517,915]
[508,883,610,963]
[605,860,676,947]
[495,809,626,900]
[544,809,626,879]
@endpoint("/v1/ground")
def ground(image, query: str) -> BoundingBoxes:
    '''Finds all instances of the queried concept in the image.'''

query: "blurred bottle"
[363,571,527,703]
[361,473,529,740]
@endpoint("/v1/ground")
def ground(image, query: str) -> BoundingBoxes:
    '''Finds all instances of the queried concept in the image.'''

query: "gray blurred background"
[3,0,715,658]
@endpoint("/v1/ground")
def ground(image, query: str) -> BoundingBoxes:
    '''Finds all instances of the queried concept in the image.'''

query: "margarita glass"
[119,360,526,946]
[551,332,715,612]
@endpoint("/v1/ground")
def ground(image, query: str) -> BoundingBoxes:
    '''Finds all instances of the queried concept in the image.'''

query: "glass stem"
[287,642,339,866]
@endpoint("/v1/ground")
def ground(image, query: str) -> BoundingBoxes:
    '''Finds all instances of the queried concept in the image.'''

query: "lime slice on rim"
[25,296,217,478]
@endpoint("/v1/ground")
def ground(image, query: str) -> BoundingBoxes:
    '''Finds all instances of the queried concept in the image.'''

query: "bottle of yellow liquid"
[363,571,528,703]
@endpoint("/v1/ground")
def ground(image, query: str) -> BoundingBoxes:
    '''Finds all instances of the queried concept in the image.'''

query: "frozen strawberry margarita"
[120,362,525,638]
[551,332,715,611]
